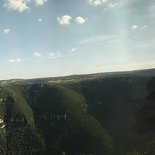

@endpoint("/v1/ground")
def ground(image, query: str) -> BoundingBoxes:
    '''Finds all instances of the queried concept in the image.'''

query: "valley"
[0,69,155,155]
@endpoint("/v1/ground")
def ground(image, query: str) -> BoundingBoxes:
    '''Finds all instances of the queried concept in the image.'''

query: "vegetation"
[0,72,155,154]
[7,127,45,154]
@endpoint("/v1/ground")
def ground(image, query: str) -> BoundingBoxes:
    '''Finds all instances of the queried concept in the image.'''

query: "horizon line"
[1,67,155,81]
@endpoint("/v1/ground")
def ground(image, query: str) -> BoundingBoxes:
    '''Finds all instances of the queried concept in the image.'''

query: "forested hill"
[0,69,155,155]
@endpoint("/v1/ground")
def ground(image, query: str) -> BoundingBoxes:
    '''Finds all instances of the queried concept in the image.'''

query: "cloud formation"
[89,0,108,6]
[8,58,21,64]
[34,52,42,57]
[68,48,77,53]
[75,16,86,24]
[131,24,148,30]
[38,18,43,22]
[88,0,131,8]
[48,52,63,59]
[131,25,138,30]
[35,0,47,6]
[3,28,11,34]
[57,15,72,25]
[149,4,155,14]
[3,0,30,12]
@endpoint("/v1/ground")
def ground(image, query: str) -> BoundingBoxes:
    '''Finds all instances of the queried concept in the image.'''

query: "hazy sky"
[0,0,155,79]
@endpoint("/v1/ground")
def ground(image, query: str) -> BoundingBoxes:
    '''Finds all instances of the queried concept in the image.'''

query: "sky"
[0,0,155,80]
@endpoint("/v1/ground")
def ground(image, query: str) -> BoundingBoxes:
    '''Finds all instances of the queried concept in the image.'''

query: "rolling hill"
[0,68,155,155]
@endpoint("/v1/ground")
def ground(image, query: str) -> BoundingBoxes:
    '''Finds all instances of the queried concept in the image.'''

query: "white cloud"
[108,2,117,8]
[49,52,55,57]
[48,52,63,59]
[131,25,138,30]
[3,28,11,34]
[88,0,137,8]
[141,25,149,29]
[8,58,21,64]
[131,25,148,30]
[75,16,86,24]
[33,51,64,60]
[57,15,72,25]
[3,0,30,12]
[89,0,108,6]
[34,52,42,57]
[68,48,77,53]
[38,18,43,22]
[35,0,47,6]
[150,3,155,13]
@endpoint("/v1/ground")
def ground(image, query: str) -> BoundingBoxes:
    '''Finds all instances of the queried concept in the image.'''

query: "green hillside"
[0,84,45,154]
[59,76,155,154]
[27,84,113,154]
[0,74,155,154]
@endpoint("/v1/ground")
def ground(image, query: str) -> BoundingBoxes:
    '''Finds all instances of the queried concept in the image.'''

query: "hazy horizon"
[0,67,155,81]
[1,0,155,80]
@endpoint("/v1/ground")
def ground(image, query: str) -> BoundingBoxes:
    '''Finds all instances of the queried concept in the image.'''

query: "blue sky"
[0,0,155,79]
